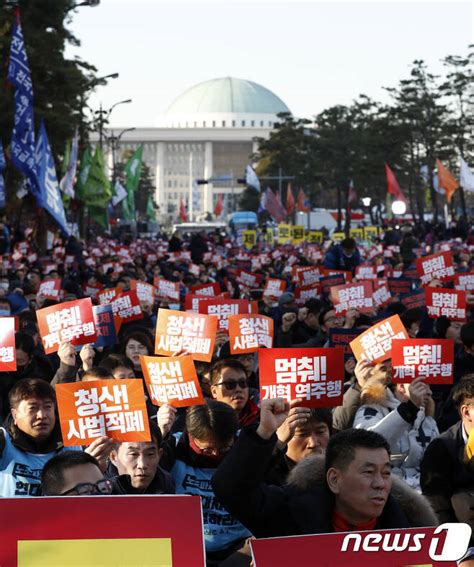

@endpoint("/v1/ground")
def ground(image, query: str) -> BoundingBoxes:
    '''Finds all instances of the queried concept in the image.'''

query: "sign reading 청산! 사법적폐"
[228,314,274,354]
[349,315,409,364]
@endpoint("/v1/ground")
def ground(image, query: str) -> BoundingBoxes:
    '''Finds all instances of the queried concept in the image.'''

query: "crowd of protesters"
[0,217,474,566]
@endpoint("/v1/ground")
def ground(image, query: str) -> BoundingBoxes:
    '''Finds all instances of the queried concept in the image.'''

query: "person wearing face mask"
[158,400,253,566]
[323,237,361,273]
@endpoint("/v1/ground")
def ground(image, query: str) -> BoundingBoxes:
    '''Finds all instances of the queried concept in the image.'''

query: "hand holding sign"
[256,398,295,440]
[407,377,432,408]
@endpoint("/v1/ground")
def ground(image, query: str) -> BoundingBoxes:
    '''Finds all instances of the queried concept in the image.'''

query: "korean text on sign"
[228,314,274,354]
[112,291,143,322]
[56,380,151,446]
[199,299,251,331]
[425,287,467,322]
[154,309,217,362]
[392,339,454,385]
[36,298,97,355]
[416,251,455,285]
[141,355,204,408]
[331,282,374,315]
[349,314,409,364]
[259,348,344,408]
[0,317,16,371]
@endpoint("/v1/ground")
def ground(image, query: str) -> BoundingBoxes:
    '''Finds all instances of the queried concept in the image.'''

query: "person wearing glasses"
[41,451,112,496]
[209,359,259,428]
[158,400,253,566]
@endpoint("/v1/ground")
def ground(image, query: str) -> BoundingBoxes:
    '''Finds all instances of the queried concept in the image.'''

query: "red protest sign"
[130,280,155,304]
[0,495,206,567]
[320,268,353,282]
[392,338,454,384]
[111,290,144,322]
[259,348,344,408]
[455,271,474,291]
[141,355,204,407]
[320,274,345,295]
[198,298,252,332]
[154,278,180,301]
[349,315,409,363]
[355,264,377,280]
[0,317,16,371]
[425,287,467,322]
[228,314,274,353]
[155,309,217,362]
[236,270,262,288]
[37,278,61,301]
[294,284,321,305]
[330,281,373,315]
[263,278,286,299]
[56,379,151,446]
[416,251,455,285]
[36,298,97,354]
[297,267,321,287]
[97,287,120,305]
[190,282,221,296]
[373,282,392,308]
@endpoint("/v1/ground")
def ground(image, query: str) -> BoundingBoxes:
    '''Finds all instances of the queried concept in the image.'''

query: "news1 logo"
[341,523,472,561]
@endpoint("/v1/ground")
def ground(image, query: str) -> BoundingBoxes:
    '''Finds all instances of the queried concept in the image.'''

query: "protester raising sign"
[36,298,97,354]
[0,317,16,371]
[228,314,274,353]
[425,287,467,322]
[56,379,150,446]
[155,309,217,362]
[330,281,373,315]
[259,348,344,408]
[350,315,409,363]
[141,354,204,407]
[416,251,455,285]
[392,338,454,384]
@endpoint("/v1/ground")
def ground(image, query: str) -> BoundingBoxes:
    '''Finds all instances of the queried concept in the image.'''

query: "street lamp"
[362,197,372,207]
[391,200,407,215]
[109,127,136,182]
[95,99,132,149]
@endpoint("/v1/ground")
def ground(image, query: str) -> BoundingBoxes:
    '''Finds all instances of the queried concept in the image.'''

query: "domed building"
[99,77,290,220]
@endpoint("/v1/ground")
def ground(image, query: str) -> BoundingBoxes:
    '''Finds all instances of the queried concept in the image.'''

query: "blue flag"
[0,142,5,209]
[7,14,40,202]
[35,122,70,236]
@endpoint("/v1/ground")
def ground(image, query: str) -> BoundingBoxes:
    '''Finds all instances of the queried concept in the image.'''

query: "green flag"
[75,147,93,201]
[82,147,112,207]
[123,146,143,220]
[88,205,109,230]
[146,195,155,220]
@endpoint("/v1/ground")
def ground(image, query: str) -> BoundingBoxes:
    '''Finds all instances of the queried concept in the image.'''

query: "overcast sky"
[66,0,473,128]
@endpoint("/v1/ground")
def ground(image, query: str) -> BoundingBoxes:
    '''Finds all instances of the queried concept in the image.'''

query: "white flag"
[59,129,79,198]
[112,180,127,206]
[246,165,261,192]
[460,157,474,192]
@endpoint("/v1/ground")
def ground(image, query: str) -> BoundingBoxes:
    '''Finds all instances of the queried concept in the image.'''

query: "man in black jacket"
[421,374,474,528]
[212,398,436,538]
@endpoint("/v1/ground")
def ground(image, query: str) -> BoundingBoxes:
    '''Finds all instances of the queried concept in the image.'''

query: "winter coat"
[323,244,361,273]
[354,387,439,490]
[106,461,175,495]
[211,427,437,539]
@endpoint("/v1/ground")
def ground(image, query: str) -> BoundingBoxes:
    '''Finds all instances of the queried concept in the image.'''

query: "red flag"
[214,194,223,217]
[265,188,287,223]
[296,188,310,212]
[347,180,357,204]
[179,198,187,222]
[436,159,459,203]
[385,163,406,201]
[286,182,295,215]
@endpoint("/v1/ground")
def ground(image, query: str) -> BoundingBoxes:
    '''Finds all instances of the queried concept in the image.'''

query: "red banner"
[416,251,455,285]
[36,298,97,354]
[392,338,454,384]
[141,355,204,407]
[455,271,474,291]
[294,284,320,305]
[297,267,321,287]
[228,314,274,353]
[425,287,467,322]
[184,294,209,312]
[0,495,206,567]
[56,379,150,446]
[0,317,16,371]
[190,282,221,296]
[198,299,251,331]
[155,309,217,362]
[350,315,409,363]
[330,282,373,315]
[259,348,344,408]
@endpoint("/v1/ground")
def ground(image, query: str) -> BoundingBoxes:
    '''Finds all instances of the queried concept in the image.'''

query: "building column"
[204,141,213,214]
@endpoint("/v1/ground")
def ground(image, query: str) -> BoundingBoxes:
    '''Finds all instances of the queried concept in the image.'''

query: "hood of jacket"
[286,453,438,527]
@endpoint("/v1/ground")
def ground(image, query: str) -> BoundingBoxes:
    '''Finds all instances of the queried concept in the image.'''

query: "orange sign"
[350,314,409,363]
[36,298,97,355]
[56,379,151,446]
[0,317,16,371]
[141,355,204,407]
[228,314,274,353]
[154,309,217,362]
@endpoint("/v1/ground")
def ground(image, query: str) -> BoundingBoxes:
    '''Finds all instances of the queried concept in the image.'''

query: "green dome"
[166,77,290,115]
